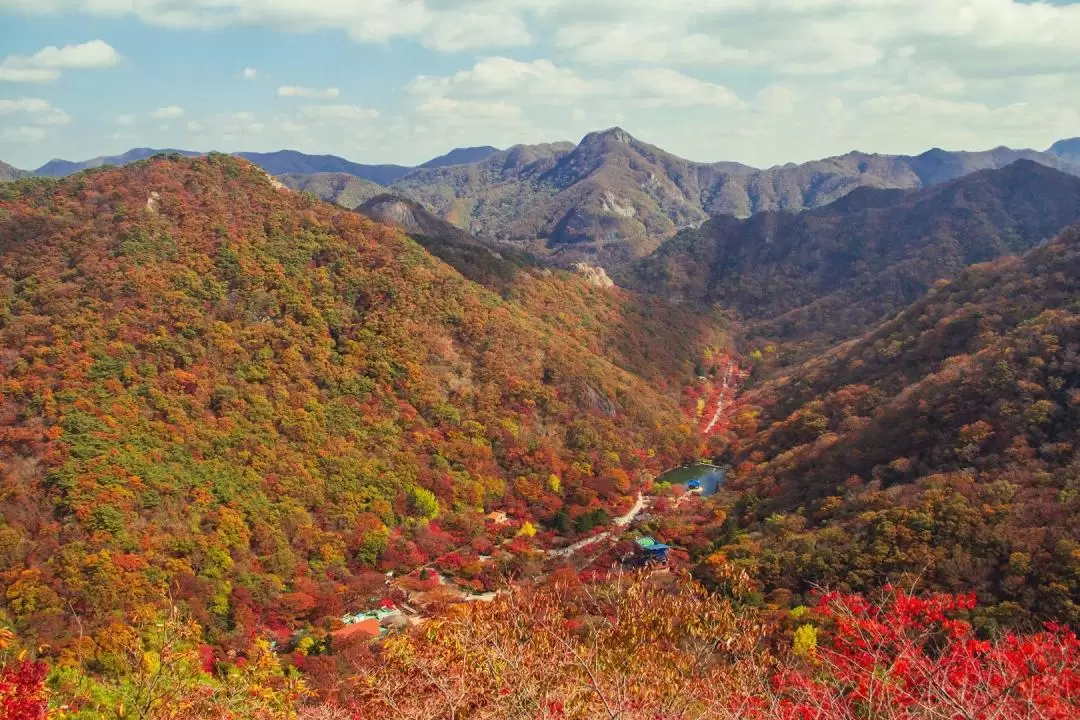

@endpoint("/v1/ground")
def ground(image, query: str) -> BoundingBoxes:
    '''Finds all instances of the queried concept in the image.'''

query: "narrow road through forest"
[547,491,647,558]
[703,361,736,435]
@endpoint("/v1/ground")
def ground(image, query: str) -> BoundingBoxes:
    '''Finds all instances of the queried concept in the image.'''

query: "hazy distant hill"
[625,160,1080,349]
[1049,137,1080,165]
[16,146,499,187]
[8,133,1080,271]
[419,146,499,170]
[233,150,411,185]
[276,172,385,209]
[33,147,201,176]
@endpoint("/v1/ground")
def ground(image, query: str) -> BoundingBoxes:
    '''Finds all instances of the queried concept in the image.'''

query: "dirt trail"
[547,492,647,558]
[703,361,736,435]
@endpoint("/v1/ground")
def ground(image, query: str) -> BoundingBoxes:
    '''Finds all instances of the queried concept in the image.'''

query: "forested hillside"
[0,156,717,680]
[277,172,385,210]
[359,193,731,389]
[699,224,1080,625]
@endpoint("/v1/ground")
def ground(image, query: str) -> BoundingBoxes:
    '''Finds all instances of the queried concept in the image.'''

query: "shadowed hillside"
[699,223,1080,624]
[626,160,1080,354]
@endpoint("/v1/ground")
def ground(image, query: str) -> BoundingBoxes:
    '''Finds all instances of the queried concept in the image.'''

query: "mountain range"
[390,129,1080,268]
[18,145,503,185]
[6,132,1079,270]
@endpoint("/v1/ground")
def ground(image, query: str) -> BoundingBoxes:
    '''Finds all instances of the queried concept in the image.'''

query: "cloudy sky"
[1,0,1079,170]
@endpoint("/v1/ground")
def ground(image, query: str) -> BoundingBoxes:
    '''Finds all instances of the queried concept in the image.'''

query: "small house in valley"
[634,536,670,564]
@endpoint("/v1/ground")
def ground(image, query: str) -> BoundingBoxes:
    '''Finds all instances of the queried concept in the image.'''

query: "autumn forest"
[2,148,1080,718]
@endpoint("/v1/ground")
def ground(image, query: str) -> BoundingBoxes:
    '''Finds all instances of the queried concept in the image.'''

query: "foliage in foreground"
[341,572,1080,720]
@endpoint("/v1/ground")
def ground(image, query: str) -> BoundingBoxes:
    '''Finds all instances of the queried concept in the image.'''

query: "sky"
[1,0,1079,171]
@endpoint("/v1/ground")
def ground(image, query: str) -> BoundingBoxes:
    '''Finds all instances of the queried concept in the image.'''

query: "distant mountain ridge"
[419,146,499,170]
[33,147,202,177]
[387,129,1080,269]
[12,145,502,186]
[6,133,1079,270]
[624,160,1080,352]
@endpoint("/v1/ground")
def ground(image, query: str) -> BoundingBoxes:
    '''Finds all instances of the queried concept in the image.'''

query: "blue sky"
[1,0,1079,171]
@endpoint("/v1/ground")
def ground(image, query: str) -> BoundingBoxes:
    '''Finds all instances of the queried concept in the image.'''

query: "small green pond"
[656,464,726,497]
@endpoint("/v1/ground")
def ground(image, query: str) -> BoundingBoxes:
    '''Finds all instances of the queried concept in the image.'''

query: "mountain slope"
[626,161,1080,351]
[419,146,499,169]
[0,156,704,653]
[703,224,1080,622]
[25,146,499,185]
[390,129,1080,270]
[277,171,384,209]
[0,160,29,181]
[1050,137,1080,165]
[359,193,730,388]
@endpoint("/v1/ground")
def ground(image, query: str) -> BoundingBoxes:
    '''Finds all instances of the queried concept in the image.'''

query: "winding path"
[703,361,736,435]
[547,492,647,559]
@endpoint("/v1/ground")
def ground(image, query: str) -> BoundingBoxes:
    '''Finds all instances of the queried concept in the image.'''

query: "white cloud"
[0,0,536,52]
[555,23,768,67]
[115,113,136,126]
[4,0,1080,168]
[621,68,739,108]
[296,105,379,121]
[19,39,120,69]
[0,98,63,143]
[409,59,740,111]
[187,120,205,131]
[0,98,52,114]
[409,57,600,105]
[0,39,121,83]
[424,8,531,52]
[0,67,60,82]
[0,126,47,142]
[0,97,71,126]
[278,85,340,99]
[415,95,521,120]
[36,108,72,125]
[241,67,258,80]
[150,106,185,119]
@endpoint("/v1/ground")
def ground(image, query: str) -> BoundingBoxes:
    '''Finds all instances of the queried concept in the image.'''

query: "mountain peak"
[581,127,636,146]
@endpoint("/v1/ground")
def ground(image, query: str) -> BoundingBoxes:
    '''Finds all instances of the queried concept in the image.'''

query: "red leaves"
[756,588,1080,720]
[0,661,48,720]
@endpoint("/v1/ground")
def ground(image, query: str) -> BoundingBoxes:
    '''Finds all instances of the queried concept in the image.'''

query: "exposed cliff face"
[572,263,615,289]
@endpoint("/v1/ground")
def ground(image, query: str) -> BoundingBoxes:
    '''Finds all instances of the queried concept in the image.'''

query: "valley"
[2,140,1080,717]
